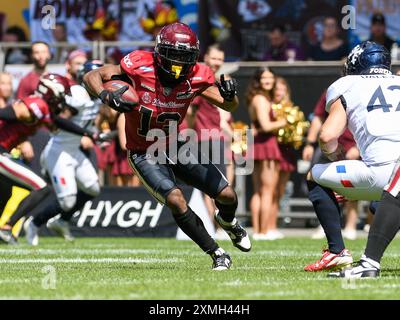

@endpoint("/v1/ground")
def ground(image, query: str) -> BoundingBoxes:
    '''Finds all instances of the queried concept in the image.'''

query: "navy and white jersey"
[51,85,99,146]
[326,74,400,166]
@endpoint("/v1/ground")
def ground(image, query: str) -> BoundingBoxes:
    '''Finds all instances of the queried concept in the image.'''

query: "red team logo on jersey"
[142,92,152,104]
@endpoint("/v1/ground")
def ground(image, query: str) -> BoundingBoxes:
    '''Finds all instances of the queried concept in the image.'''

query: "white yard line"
[0,248,160,255]
[0,257,180,263]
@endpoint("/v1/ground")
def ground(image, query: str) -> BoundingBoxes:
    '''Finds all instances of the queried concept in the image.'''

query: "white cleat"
[47,217,75,242]
[328,256,380,278]
[24,217,39,246]
[214,212,251,252]
[211,248,232,271]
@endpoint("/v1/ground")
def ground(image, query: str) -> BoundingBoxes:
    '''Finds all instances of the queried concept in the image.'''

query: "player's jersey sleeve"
[65,85,93,110]
[120,50,153,78]
[191,64,215,94]
[326,76,355,112]
[21,96,52,124]
[202,64,215,87]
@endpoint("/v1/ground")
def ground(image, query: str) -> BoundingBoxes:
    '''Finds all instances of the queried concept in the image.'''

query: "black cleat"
[211,249,232,271]
[328,258,380,278]
[214,212,251,252]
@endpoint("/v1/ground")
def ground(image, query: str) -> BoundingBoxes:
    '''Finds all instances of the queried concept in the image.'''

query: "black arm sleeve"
[53,116,94,138]
[0,106,17,121]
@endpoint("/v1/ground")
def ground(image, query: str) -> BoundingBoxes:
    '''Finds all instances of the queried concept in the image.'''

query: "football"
[102,79,139,105]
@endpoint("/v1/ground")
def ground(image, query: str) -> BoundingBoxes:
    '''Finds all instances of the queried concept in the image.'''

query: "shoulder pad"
[120,50,154,76]
[326,76,356,112]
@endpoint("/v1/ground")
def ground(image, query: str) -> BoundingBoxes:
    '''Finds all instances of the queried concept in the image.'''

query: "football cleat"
[47,217,75,242]
[0,228,13,244]
[24,218,39,246]
[304,248,353,272]
[8,235,18,246]
[214,212,251,252]
[327,256,380,278]
[211,248,232,271]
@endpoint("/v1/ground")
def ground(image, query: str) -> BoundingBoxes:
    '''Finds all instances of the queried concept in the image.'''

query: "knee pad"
[58,195,77,212]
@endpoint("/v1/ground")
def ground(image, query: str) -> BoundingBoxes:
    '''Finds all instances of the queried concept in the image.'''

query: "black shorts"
[127,145,229,204]
[198,139,226,177]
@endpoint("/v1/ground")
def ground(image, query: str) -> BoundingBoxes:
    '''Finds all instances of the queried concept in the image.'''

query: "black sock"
[32,197,62,227]
[60,191,94,221]
[0,180,12,215]
[8,186,52,227]
[365,191,400,263]
[173,207,219,253]
[307,180,345,254]
[215,196,238,223]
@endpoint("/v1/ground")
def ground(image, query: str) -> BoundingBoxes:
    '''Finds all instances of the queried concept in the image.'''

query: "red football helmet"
[36,73,71,114]
[154,22,200,80]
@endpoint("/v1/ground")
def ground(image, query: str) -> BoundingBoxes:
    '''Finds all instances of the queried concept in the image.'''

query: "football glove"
[99,85,137,113]
[324,144,345,162]
[96,130,118,143]
[216,74,238,102]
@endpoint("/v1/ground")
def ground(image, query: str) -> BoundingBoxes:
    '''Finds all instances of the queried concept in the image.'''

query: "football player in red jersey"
[84,22,251,270]
[0,74,100,243]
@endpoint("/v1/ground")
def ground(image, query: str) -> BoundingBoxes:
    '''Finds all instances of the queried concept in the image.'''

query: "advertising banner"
[37,186,215,238]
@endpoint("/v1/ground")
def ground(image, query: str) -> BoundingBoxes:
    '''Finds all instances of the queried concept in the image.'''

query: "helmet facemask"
[155,44,199,80]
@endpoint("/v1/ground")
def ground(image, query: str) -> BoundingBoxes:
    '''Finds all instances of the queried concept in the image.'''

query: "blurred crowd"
[1,10,398,64]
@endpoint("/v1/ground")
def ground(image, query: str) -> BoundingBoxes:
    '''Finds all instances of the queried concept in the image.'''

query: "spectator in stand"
[51,22,70,63]
[264,25,305,62]
[309,17,348,61]
[17,42,51,98]
[267,77,298,240]
[247,68,287,240]
[83,8,123,65]
[302,89,360,240]
[0,72,13,108]
[113,113,140,186]
[65,50,88,84]
[368,13,395,52]
[2,26,29,64]
[95,106,118,185]
[16,41,52,176]
[95,106,139,187]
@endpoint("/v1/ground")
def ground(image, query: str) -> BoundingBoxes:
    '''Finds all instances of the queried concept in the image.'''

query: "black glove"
[216,74,237,102]
[99,85,137,113]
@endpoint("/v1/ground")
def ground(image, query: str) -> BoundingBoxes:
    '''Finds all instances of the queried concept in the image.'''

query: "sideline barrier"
[39,187,214,238]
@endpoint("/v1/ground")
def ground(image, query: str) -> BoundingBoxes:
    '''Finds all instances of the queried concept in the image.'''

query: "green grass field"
[1,237,400,299]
